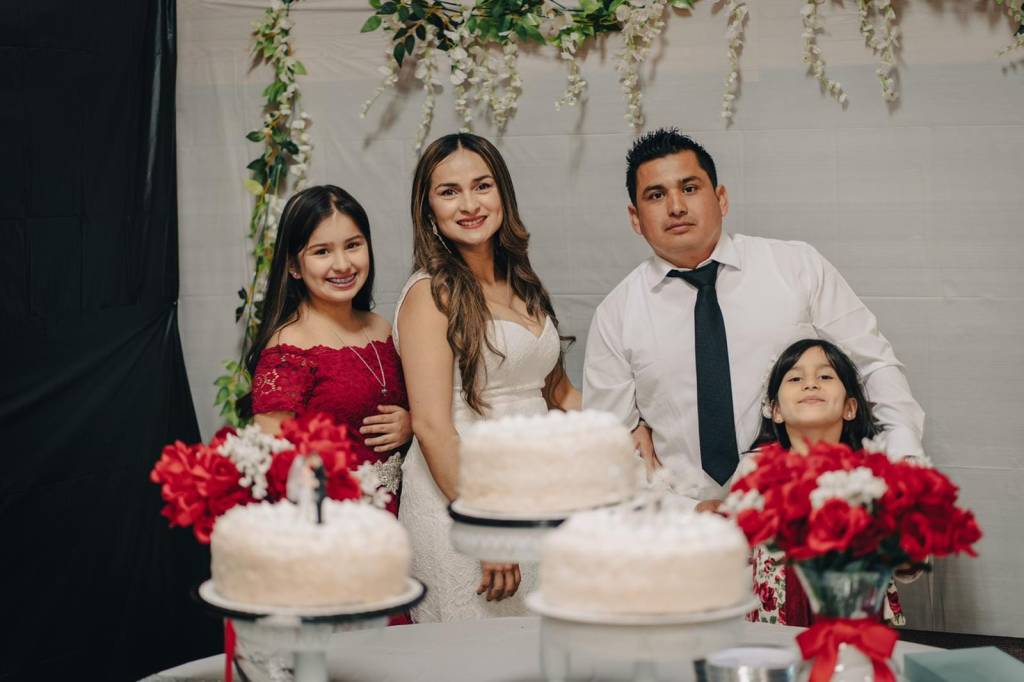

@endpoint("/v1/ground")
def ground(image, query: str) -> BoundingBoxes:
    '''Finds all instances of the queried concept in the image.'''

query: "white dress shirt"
[583,232,925,505]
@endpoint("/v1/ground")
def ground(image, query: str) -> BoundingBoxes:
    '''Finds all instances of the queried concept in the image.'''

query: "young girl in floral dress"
[746,338,908,626]
[241,185,412,517]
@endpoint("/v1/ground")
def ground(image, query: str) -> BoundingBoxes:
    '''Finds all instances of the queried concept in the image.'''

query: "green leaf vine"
[214,0,312,426]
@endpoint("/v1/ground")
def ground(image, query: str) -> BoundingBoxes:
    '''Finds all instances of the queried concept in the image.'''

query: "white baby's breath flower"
[721,488,765,515]
[218,424,292,500]
[810,467,887,510]
[734,454,759,481]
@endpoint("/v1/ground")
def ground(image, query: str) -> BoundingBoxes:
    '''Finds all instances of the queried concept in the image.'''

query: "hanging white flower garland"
[356,0,1022,145]
[721,0,749,124]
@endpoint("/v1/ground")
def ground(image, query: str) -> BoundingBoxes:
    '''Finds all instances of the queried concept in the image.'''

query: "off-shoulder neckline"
[265,336,394,355]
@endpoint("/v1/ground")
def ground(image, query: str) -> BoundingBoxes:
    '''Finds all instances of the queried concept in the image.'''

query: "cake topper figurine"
[285,453,328,524]
[308,454,328,525]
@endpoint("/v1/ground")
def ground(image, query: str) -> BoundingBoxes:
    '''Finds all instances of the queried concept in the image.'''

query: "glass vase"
[793,564,898,682]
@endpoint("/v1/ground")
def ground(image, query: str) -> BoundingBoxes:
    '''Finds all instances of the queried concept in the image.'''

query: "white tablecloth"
[145,616,938,681]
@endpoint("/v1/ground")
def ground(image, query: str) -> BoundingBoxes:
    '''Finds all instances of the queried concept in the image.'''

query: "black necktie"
[667,262,738,485]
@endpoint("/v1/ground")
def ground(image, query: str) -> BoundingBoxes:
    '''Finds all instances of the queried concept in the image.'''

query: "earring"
[430,217,453,254]
[289,270,301,279]
[761,400,773,420]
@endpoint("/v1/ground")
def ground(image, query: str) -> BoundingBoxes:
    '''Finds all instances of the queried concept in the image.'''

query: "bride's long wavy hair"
[410,133,570,414]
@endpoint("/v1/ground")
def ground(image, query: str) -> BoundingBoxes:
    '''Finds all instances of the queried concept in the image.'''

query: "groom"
[582,129,925,510]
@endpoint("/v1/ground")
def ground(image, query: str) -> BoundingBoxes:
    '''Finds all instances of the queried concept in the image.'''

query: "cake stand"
[447,500,569,563]
[196,578,426,682]
[526,592,759,682]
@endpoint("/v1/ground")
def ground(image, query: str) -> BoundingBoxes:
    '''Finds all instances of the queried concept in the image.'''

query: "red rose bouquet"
[722,441,981,571]
[150,413,373,543]
[722,441,982,682]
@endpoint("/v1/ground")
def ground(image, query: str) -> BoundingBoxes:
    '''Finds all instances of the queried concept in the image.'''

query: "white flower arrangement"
[218,424,294,500]
[721,487,765,515]
[809,466,888,510]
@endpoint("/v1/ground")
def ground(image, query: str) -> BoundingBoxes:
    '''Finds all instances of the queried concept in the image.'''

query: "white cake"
[458,410,640,515]
[211,499,411,607]
[539,504,750,614]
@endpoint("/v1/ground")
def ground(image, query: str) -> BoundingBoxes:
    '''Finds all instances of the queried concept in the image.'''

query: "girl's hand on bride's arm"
[477,562,521,601]
[361,405,412,452]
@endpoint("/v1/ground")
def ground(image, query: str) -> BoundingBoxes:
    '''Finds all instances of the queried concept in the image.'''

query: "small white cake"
[211,499,411,607]
[458,410,640,515]
[540,504,750,614]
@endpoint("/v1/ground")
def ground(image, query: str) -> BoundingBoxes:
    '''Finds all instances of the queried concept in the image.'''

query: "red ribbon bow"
[796,617,898,682]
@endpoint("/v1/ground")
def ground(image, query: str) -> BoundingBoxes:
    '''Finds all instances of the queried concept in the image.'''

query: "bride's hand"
[361,405,413,452]
[477,561,521,601]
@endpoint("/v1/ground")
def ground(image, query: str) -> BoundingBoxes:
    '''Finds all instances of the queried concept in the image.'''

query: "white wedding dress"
[393,272,560,622]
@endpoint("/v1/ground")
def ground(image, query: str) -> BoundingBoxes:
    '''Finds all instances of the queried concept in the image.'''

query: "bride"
[394,133,580,622]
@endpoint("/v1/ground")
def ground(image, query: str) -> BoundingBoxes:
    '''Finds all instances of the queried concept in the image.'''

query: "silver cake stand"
[196,578,426,682]
[447,499,570,563]
[526,592,759,682]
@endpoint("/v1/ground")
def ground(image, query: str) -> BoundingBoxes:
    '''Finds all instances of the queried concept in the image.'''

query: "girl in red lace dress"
[241,185,411,517]
[746,339,909,626]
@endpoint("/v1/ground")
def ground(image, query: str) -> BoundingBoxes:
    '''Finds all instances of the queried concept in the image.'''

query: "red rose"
[150,441,252,543]
[950,509,982,557]
[150,441,207,529]
[806,499,871,556]
[209,426,236,450]
[736,508,780,547]
[779,478,815,522]
[898,511,933,563]
[282,413,356,465]
[275,413,363,504]
[200,449,254,517]
[917,468,958,510]
[850,506,896,557]
[805,441,860,474]
[879,464,924,517]
[265,449,299,501]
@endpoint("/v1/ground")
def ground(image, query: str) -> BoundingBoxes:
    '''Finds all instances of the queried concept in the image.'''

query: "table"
[145,616,938,681]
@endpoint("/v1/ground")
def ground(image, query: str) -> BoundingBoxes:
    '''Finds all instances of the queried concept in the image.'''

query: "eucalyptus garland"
[214,0,312,426]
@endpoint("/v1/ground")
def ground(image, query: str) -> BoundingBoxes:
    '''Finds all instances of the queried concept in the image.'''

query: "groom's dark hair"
[625,128,718,205]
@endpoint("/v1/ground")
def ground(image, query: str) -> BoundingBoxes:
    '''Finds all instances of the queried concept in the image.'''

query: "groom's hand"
[632,421,661,476]
[695,499,723,514]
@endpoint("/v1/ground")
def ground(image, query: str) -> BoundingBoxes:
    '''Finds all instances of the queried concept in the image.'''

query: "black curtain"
[0,2,219,679]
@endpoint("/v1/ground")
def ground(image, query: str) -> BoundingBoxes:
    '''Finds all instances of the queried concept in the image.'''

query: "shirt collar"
[643,231,741,290]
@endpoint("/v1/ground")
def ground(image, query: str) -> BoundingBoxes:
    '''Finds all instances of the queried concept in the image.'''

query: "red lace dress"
[252,339,408,517]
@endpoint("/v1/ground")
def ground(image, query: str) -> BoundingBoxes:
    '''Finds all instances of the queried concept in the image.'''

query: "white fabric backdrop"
[177,0,1024,636]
